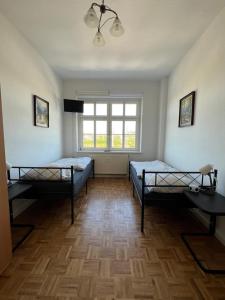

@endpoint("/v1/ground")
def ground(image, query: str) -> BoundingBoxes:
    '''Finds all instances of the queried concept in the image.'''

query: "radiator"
[92,154,129,175]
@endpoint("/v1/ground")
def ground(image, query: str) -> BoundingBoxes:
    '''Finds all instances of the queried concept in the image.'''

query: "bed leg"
[71,195,74,224]
[86,181,88,194]
[129,161,131,181]
[71,166,74,224]
[141,169,145,233]
[141,199,145,233]
[92,160,95,179]
[132,183,135,197]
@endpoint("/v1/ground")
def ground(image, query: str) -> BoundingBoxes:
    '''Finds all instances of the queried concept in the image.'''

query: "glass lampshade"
[93,31,105,47]
[110,17,124,37]
[84,7,99,28]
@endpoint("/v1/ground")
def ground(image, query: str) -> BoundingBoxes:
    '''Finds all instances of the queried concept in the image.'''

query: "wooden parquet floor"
[1,178,225,300]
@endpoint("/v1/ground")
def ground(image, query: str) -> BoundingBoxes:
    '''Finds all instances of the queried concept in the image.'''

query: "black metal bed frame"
[129,161,218,232]
[8,160,95,225]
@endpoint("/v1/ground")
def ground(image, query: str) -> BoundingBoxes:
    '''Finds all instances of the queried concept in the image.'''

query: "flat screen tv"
[64,99,84,113]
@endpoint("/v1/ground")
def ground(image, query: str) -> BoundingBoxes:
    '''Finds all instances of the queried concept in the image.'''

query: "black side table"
[8,183,34,251]
[182,191,225,274]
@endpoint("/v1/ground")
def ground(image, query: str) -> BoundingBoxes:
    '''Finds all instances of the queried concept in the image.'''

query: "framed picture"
[178,91,195,127]
[33,95,49,128]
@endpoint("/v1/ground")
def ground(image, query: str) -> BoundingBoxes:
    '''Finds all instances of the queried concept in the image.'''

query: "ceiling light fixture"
[84,0,124,47]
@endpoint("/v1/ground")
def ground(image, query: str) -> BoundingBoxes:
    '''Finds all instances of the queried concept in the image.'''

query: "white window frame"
[77,97,142,153]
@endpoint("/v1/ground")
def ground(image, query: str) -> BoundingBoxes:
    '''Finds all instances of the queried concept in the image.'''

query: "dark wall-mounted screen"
[64,99,84,113]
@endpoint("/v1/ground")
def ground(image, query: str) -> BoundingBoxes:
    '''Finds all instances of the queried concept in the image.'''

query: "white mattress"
[22,157,92,181]
[130,160,200,193]
[48,157,91,171]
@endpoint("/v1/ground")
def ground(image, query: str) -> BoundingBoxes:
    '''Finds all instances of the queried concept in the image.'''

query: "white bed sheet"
[22,157,92,181]
[48,157,91,171]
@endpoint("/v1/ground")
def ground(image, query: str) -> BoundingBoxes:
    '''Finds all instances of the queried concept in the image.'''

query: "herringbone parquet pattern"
[0,178,225,299]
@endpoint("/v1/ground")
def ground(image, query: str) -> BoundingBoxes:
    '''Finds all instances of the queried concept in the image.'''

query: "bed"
[8,157,95,224]
[129,160,218,232]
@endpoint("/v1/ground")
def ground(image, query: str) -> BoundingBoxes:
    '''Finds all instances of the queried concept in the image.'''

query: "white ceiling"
[0,0,225,79]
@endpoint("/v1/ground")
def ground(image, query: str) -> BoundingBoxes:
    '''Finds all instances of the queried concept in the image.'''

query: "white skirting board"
[91,154,129,175]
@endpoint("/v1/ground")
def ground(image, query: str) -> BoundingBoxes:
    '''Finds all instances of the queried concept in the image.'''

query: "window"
[78,98,142,152]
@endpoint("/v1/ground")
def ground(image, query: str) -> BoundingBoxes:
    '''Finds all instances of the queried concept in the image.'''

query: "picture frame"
[178,91,195,127]
[33,95,49,128]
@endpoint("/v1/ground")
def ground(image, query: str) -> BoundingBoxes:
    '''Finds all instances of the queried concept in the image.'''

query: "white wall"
[157,77,168,160]
[164,8,225,241]
[0,11,63,166]
[63,79,162,162]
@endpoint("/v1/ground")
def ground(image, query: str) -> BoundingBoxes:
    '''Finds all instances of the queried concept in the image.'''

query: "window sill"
[77,150,142,154]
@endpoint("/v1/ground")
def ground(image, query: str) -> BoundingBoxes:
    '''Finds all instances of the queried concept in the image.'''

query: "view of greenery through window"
[81,102,139,150]
[83,135,136,148]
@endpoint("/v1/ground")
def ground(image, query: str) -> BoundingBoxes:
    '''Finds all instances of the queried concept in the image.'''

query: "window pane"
[125,104,137,116]
[96,135,107,148]
[125,121,136,134]
[125,135,136,148]
[112,121,123,134]
[112,104,123,116]
[83,120,94,134]
[96,103,107,116]
[112,135,122,148]
[83,103,94,115]
[96,121,107,134]
[83,134,94,148]
[96,120,107,149]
